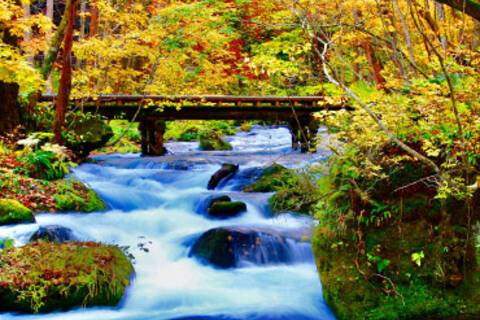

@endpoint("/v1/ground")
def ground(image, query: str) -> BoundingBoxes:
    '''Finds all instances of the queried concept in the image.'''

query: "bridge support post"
[139,119,167,156]
[288,116,319,153]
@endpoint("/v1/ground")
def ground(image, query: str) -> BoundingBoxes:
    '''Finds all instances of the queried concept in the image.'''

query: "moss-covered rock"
[190,227,301,268]
[208,201,247,219]
[0,199,35,226]
[243,164,292,192]
[65,114,114,158]
[0,242,134,313]
[199,131,232,151]
[243,164,319,215]
[53,180,106,213]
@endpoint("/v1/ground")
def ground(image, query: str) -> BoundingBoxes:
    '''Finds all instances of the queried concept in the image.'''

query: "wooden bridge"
[39,94,349,155]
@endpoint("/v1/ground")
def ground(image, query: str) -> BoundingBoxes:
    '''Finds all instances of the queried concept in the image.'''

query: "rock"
[30,225,77,243]
[189,227,312,269]
[207,163,239,190]
[208,201,247,219]
[0,242,134,313]
[243,163,292,192]
[221,167,265,191]
[199,131,232,151]
[195,195,231,215]
[0,199,35,226]
[65,115,114,158]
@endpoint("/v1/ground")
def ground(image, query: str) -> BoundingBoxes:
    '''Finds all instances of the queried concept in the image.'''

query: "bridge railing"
[38,94,335,108]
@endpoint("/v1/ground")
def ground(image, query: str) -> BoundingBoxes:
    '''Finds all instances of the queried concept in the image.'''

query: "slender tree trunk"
[89,0,99,38]
[394,0,416,68]
[45,0,55,93]
[362,40,386,89]
[436,3,448,51]
[53,0,77,143]
[80,1,86,39]
[473,20,480,49]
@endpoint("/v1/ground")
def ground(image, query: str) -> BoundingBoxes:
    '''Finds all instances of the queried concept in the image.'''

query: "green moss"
[243,164,291,192]
[312,221,480,320]
[0,199,35,226]
[0,242,134,313]
[208,201,247,218]
[199,133,233,151]
[53,180,106,213]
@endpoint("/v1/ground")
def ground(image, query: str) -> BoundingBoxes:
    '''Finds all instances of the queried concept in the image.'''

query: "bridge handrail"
[38,94,327,104]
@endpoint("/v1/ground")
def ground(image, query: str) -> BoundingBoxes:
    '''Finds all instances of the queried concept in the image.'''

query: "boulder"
[208,201,247,219]
[0,242,134,313]
[0,199,35,226]
[199,131,232,151]
[243,163,292,193]
[207,163,239,190]
[189,227,312,269]
[65,115,114,158]
[30,225,77,243]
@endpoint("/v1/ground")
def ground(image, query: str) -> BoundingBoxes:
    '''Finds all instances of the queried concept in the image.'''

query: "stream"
[0,126,336,320]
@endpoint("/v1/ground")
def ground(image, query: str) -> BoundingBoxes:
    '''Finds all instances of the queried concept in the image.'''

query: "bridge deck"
[38,94,347,120]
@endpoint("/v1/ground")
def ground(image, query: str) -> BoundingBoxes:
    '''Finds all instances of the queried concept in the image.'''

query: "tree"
[53,0,77,142]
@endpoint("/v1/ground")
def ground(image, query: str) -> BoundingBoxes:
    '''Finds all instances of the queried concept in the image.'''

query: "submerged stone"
[208,201,247,219]
[0,199,35,226]
[207,163,239,190]
[189,227,312,269]
[30,225,77,243]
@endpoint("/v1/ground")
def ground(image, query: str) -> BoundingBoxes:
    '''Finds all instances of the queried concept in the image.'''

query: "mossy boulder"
[53,180,106,213]
[243,164,292,193]
[199,131,232,151]
[190,227,302,269]
[0,199,35,226]
[65,115,114,158]
[208,201,247,219]
[30,225,77,243]
[207,163,239,190]
[0,242,134,313]
[243,164,318,215]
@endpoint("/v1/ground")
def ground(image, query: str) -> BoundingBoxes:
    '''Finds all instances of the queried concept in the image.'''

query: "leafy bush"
[16,149,70,181]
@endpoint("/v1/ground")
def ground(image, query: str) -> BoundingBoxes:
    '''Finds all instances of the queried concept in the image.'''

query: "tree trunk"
[89,0,99,38]
[53,0,77,143]
[362,40,386,89]
[0,82,20,134]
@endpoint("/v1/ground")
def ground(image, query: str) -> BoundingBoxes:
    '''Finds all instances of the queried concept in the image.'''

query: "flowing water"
[0,126,336,320]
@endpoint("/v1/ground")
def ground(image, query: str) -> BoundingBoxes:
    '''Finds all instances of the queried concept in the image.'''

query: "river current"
[0,126,336,320]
